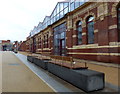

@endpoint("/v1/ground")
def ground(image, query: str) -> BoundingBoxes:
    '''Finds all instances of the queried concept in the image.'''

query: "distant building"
[0,40,13,51]
[12,41,21,52]
[18,41,27,51]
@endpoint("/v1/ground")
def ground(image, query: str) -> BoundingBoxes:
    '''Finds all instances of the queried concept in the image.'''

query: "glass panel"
[87,21,94,44]
[64,7,68,14]
[77,21,82,45]
[119,8,120,11]
[60,11,63,19]
[70,2,75,11]
[78,21,82,25]
[56,14,59,21]
[54,9,57,16]
[57,4,59,14]
[64,3,68,8]
[62,40,65,48]
[118,8,120,30]
[60,3,63,11]
[53,17,55,23]
[84,0,89,2]
[88,16,94,22]
[75,0,80,9]
[70,0,74,3]
[80,1,84,6]
[60,32,65,39]
[48,20,50,25]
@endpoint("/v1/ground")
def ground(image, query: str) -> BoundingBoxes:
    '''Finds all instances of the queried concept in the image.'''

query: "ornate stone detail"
[72,35,77,38]
[67,15,73,31]
[97,3,108,20]
[83,12,96,27]
[82,33,86,36]
[109,25,117,30]
[73,17,83,30]
[94,29,98,33]
[111,3,118,17]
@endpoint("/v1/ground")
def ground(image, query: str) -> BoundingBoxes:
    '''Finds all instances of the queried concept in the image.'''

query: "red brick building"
[19,41,27,51]
[0,40,13,51]
[19,1,120,64]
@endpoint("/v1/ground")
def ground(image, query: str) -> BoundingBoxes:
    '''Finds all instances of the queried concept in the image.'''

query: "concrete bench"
[47,62,105,92]
[27,55,34,63]
[27,55,105,92]
[27,55,50,70]
[33,57,50,70]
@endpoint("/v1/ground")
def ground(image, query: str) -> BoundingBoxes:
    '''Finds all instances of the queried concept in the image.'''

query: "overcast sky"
[0,0,65,42]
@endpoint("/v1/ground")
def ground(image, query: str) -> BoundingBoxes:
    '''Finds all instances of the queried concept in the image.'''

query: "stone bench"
[47,62,105,92]
[27,55,34,63]
[27,55,105,92]
[33,57,50,70]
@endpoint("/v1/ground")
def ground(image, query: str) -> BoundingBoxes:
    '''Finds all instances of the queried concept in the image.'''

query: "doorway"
[60,39,66,56]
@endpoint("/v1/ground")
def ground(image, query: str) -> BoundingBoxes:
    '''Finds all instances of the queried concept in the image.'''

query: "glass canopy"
[50,2,69,24]
[30,0,88,37]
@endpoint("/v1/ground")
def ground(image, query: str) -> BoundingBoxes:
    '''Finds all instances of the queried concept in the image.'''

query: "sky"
[0,0,65,42]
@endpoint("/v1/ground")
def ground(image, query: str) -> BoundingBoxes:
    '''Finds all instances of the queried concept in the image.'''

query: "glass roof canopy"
[50,2,69,24]
[30,0,88,37]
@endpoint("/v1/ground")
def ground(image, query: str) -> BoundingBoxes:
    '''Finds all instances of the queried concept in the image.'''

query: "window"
[64,7,68,14]
[118,6,120,41]
[70,2,75,11]
[60,11,63,19]
[77,21,82,45]
[60,3,63,11]
[64,3,68,8]
[75,0,80,9]
[87,16,94,44]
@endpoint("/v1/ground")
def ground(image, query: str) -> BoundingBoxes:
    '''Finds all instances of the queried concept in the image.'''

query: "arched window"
[117,6,120,41]
[77,21,82,45]
[87,16,94,44]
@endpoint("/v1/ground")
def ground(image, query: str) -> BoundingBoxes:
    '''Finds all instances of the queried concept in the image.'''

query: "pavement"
[0,51,119,93]
[1,51,54,92]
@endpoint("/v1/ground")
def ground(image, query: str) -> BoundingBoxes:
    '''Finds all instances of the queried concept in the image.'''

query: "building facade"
[0,40,13,51]
[20,1,120,64]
